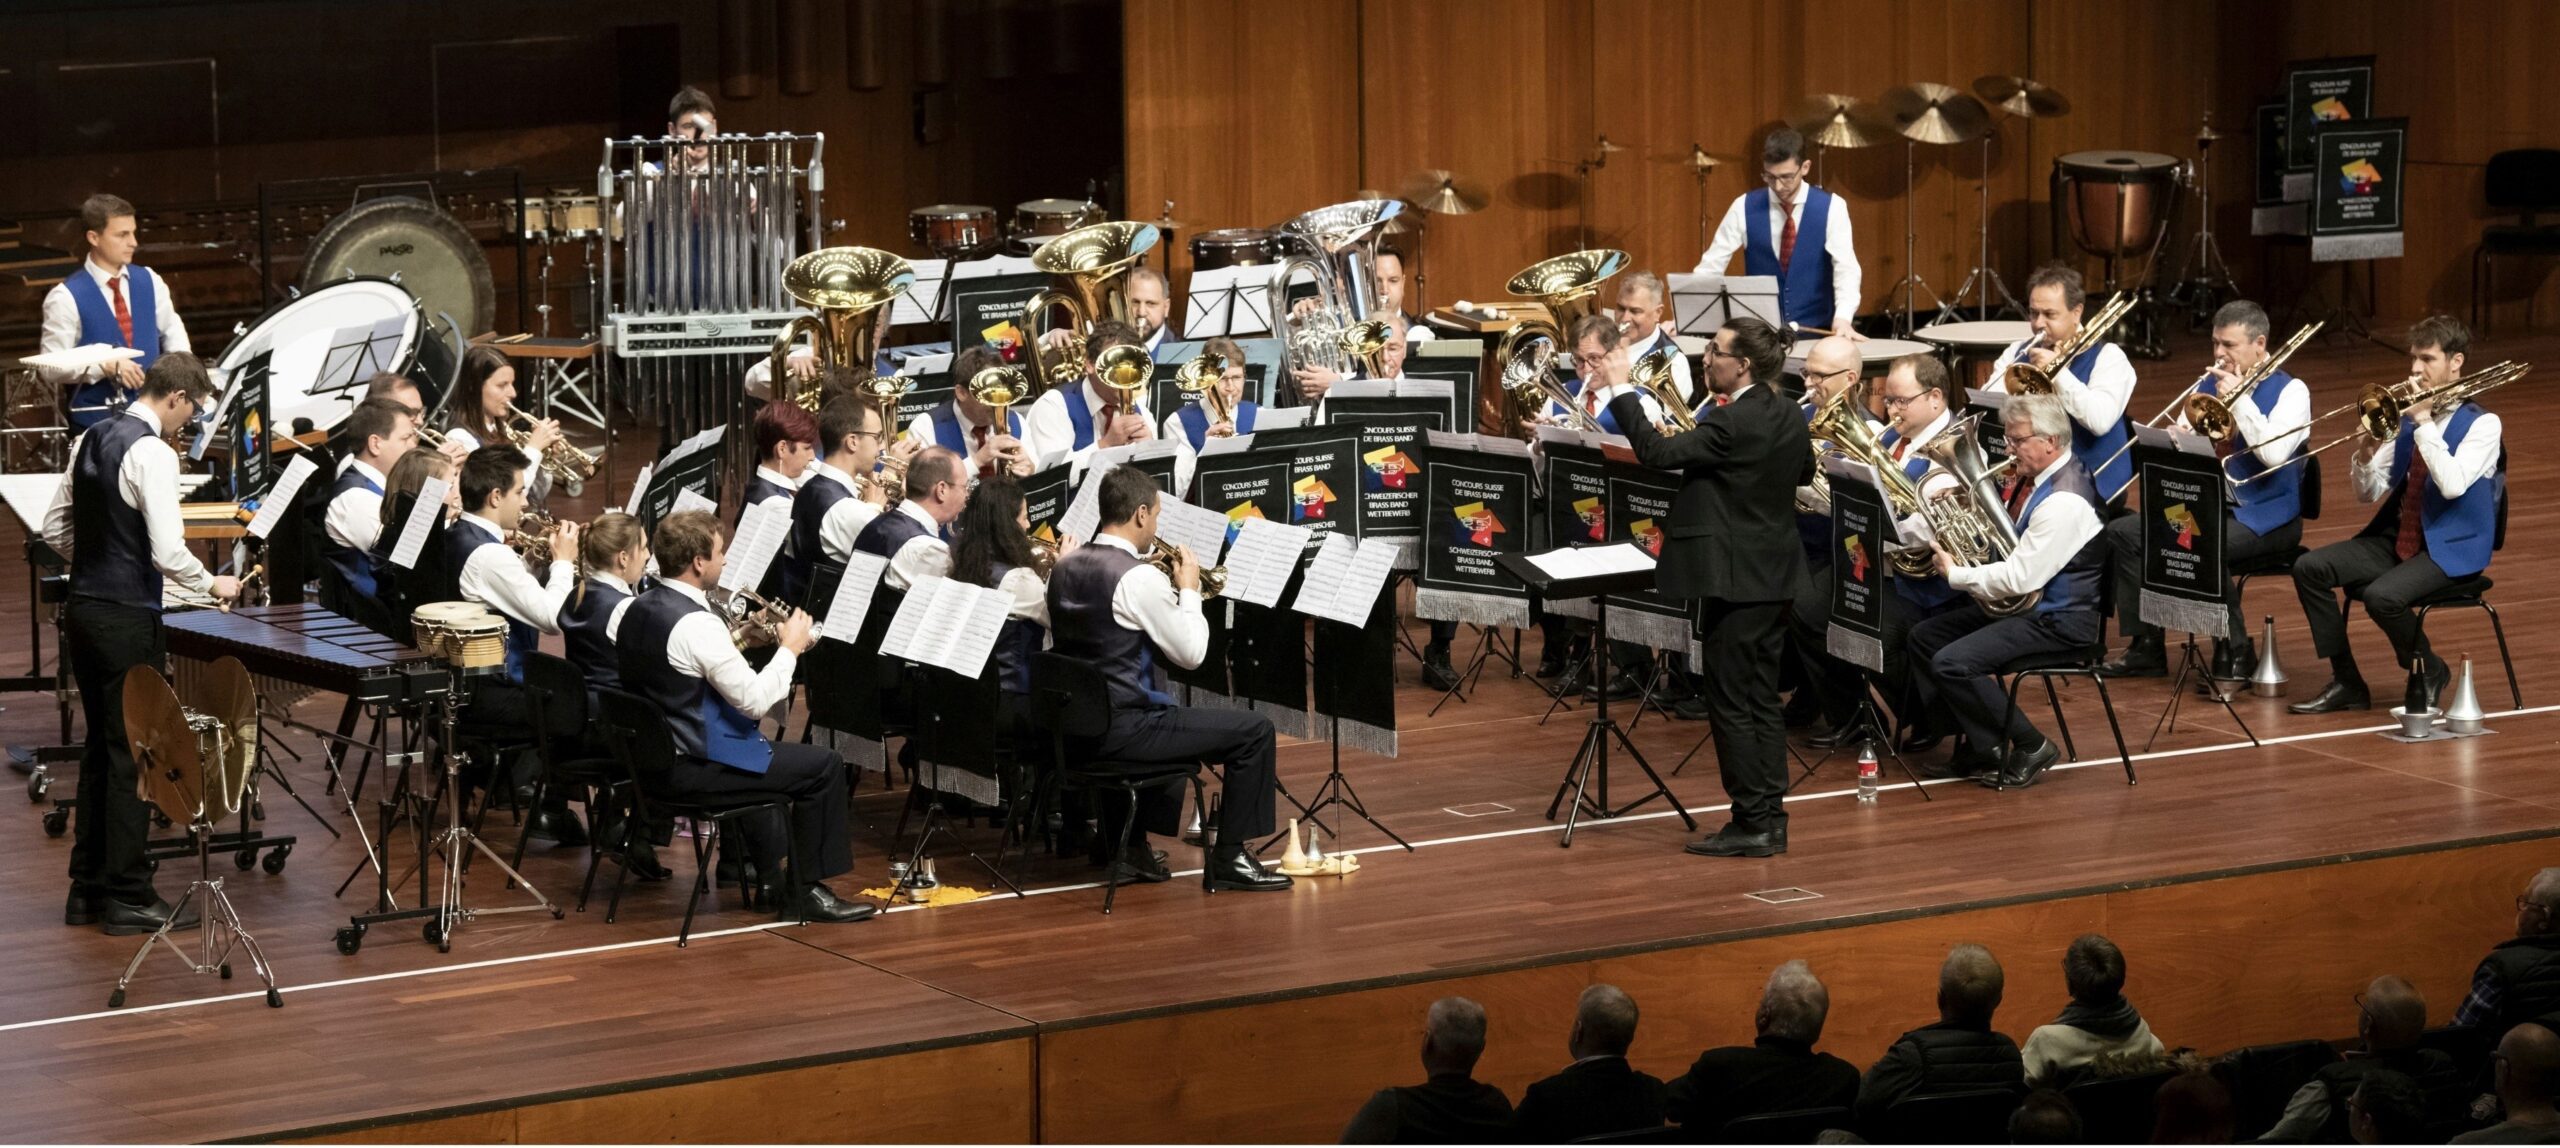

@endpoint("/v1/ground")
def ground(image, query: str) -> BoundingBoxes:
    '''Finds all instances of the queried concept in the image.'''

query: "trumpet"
[1175,352,1238,435]
[2004,291,2137,394]
[2238,359,2532,486]
[1632,342,1693,433]
[2092,321,2323,478]
[504,403,602,495]
[1145,542,1226,599]
[509,510,563,565]
[717,587,794,649]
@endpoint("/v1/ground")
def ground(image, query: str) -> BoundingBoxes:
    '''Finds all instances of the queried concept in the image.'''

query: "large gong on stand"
[300,196,497,340]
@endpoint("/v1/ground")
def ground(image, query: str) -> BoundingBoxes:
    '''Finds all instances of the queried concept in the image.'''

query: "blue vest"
[2056,340,2134,500]
[987,560,1042,696]
[789,470,857,604]
[618,587,773,774]
[321,465,384,602]
[1742,186,1837,331]
[63,267,162,430]
[2382,403,2499,578]
[2017,459,2107,616]
[1061,384,1103,451]
[1556,378,1628,436]
[854,505,933,560]
[1175,400,1257,451]
[2206,369,2306,535]
[928,402,1023,456]
[446,518,538,681]
[1045,544,1175,709]
[67,412,164,607]
[1876,425,1963,609]
[558,577,631,692]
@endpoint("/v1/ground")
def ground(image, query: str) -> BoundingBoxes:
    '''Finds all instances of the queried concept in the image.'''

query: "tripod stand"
[1944,134,2025,322]
[1296,614,1415,851]
[110,714,282,1010]
[2166,113,2242,330]
[2145,629,2262,752]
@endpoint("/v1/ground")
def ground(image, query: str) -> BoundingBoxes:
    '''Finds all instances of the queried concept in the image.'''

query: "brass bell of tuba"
[1018,221,1160,390]
[768,247,916,413]
[1493,250,1630,433]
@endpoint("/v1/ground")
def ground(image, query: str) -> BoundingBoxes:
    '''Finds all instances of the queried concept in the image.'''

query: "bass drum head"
[219,277,421,433]
[301,196,496,338]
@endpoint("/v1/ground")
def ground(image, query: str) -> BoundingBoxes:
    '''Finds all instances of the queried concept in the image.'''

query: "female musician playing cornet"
[448,346,566,502]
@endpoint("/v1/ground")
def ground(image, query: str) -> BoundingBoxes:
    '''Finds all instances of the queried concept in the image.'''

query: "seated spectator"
[2011,1088,2084,1144]
[1815,1132,1869,1145]
[1857,943,2026,1126]
[2153,1062,2236,1144]
[2264,975,2465,1142]
[1513,985,1667,1142]
[2346,1071,2426,1145]
[1340,997,1515,1144]
[2025,933,2170,1087]
[2457,869,2560,1042]
[1667,960,1860,1133]
[2454,1023,2560,1144]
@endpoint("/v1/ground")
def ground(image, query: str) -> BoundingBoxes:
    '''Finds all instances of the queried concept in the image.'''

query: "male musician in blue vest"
[1046,464,1291,892]
[1538,315,1665,702]
[620,510,875,923]
[908,345,1035,481]
[44,353,236,932]
[1022,319,1155,469]
[2290,315,2505,715]
[38,195,194,431]
[449,447,579,717]
[1161,336,1261,450]
[1614,272,1698,407]
[319,398,418,621]
[789,394,892,601]
[1985,265,2139,503]
[739,402,816,604]
[1693,129,1864,340]
[1906,394,2109,790]
[2100,300,2311,680]
[855,445,966,592]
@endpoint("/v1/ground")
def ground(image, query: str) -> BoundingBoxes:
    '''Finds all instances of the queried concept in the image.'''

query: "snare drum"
[1189,228,1277,271]
[552,195,609,240]
[908,204,1000,259]
[1007,198,1102,254]
[2054,150,2183,258]
[519,197,552,241]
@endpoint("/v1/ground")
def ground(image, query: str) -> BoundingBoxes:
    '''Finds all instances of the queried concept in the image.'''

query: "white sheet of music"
[622,464,654,516]
[1290,534,1397,627]
[933,582,1012,678]
[0,473,67,533]
[821,551,891,642]
[1153,496,1233,565]
[1056,467,1107,544]
[1524,542,1656,584]
[877,574,940,663]
[1220,516,1312,608]
[387,477,450,570]
[718,498,789,593]
[244,454,320,540]
[672,487,719,519]
[1180,265,1276,339]
[950,254,1040,279]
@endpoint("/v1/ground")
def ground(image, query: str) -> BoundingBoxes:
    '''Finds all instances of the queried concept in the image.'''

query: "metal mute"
[2250,614,2288,698]
[2445,654,2487,735]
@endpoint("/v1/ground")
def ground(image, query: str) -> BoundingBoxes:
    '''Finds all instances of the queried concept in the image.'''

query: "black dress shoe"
[1551,661,1592,699]
[2422,656,2451,710]
[1421,647,1461,692]
[65,889,98,927]
[2209,637,2255,681]
[1685,823,1787,858]
[1534,650,1569,679]
[1669,694,1716,722]
[99,897,197,938]
[2101,637,2169,677]
[1110,845,1172,884]
[2288,679,2372,715]
[1806,722,1861,750]
[1897,729,1946,755]
[1985,738,2061,790]
[1781,692,1824,729]
[527,807,589,847]
[1583,672,1642,701]
[1204,847,1293,892]
[791,885,878,924]
[621,841,672,882]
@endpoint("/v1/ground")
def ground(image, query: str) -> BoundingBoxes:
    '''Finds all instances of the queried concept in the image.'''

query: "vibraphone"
[165,603,442,710]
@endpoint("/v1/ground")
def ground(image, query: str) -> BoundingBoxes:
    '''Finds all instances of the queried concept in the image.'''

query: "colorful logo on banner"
[1450,501,1506,548]
[2339,157,2383,196]
[1573,496,1605,541]
[1291,475,1336,522]
[1362,444,1416,490]
[2162,502,2200,550]
[1224,500,1266,545]
[1031,521,1059,545]
[981,319,1026,361]
[1628,517,1663,557]
[2311,96,2352,122]
[1843,533,1870,582]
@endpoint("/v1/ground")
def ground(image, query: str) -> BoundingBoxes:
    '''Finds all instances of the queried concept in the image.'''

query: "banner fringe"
[1415,588,1531,629]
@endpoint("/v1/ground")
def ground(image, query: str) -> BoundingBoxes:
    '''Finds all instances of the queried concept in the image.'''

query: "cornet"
[1175,352,1238,435]
[505,402,602,494]
[717,587,794,649]
[1146,543,1226,599]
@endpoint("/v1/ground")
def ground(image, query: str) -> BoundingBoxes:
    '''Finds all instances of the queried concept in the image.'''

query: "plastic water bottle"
[1857,743,1880,804]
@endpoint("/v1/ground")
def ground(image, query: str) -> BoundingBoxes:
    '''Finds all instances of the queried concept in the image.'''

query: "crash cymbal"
[1973,74,2071,118]
[1670,145,1731,172]
[1594,135,1627,155]
[1785,94,1897,149]
[1353,191,1422,234]
[1400,169,1489,215]
[1883,82,1992,145]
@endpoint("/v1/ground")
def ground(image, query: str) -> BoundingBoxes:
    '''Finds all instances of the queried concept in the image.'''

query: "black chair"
[1568,1123,1689,1144]
[2419,1022,2492,1084]
[510,653,634,909]
[2472,148,2560,334]
[2214,1038,2343,1141]
[1715,1105,1853,1144]
[1877,1088,2024,1144]
[1027,652,1205,915]
[591,688,796,946]
[2062,1066,2175,1143]
[1996,581,2135,784]
[2409,477,2520,709]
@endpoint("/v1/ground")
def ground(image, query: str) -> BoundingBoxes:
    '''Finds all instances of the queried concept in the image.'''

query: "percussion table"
[1786,336,1934,379]
[1915,319,2034,386]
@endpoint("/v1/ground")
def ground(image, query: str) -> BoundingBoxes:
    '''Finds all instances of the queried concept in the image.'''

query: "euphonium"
[1146,543,1226,599]
[1913,418,2037,617]
[1492,249,1629,432]
[1500,351,1602,435]
[505,402,602,494]
[1019,221,1159,389]
[1175,352,1237,434]
[2003,291,2137,394]
[1631,341,1693,433]
[768,247,916,412]
[1807,387,1936,577]
[1268,198,1404,379]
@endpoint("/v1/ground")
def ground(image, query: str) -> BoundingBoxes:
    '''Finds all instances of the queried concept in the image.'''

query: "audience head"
[2150,1064,2234,1144]
[1812,1131,1868,1145]
[2496,1023,2560,1113]
[2357,975,2427,1052]
[1567,984,1639,1060]
[2347,1069,2425,1145]
[2063,934,2129,1006]
[1421,996,1489,1078]
[1938,943,2005,1029]
[2009,1088,2082,1145]
[903,445,966,522]
[2516,867,2560,939]
[1757,960,1832,1047]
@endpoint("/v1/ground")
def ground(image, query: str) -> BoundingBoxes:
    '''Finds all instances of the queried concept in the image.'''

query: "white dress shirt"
[455,512,573,633]
[592,571,639,642]
[39,404,216,595]
[1023,379,1151,469]
[997,565,1050,627]
[2177,372,2312,471]
[1883,409,1957,544]
[883,499,951,590]
[325,457,389,553]
[1094,533,1208,670]
[660,578,798,719]
[1694,191,1861,331]
[1985,337,2138,442]
[37,258,192,386]
[803,461,881,561]
[1944,451,2103,603]
[2352,407,2504,504]
[1622,327,1698,407]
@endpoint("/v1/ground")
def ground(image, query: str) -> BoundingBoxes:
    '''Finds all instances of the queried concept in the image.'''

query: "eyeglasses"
[1707,346,1745,362]
[1761,168,1807,185]
[2521,897,2553,914]
[1879,391,1927,408]
[2001,432,2045,447]
[1805,366,1856,384]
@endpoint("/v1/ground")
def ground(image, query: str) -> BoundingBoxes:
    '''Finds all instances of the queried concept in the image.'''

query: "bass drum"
[300,195,496,338]
[217,277,439,434]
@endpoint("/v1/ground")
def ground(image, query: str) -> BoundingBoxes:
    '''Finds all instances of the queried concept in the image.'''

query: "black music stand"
[1300,599,1415,853]
[1498,550,1695,847]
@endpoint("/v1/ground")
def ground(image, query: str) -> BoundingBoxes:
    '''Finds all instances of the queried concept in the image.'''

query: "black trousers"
[1426,619,1457,650]
[2105,511,2302,641]
[1090,704,1278,841]
[1789,560,1961,734]
[1695,597,1789,831]
[2292,535,2459,671]
[1910,602,2101,753]
[666,742,852,888]
[65,597,163,902]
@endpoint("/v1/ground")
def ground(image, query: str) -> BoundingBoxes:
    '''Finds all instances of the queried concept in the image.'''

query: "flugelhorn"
[1175,352,1237,435]
[1146,543,1226,599]
[2004,291,2136,394]
[2238,360,2532,486]
[505,402,602,494]
[1807,389,1936,577]
[716,587,793,649]
[1339,317,1394,381]
[769,247,916,413]
[965,362,1035,432]
[509,510,563,565]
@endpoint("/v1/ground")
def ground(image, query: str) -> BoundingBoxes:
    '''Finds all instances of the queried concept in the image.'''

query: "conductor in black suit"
[1610,316,1810,858]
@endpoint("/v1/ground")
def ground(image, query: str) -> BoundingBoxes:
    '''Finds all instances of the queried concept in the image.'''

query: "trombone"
[2004,291,2137,394]
[2236,360,2532,486]
[2089,320,2322,479]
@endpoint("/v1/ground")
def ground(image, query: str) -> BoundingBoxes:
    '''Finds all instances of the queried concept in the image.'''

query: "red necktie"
[1778,198,1799,275]
[2006,475,2033,521]
[1714,392,1731,409]
[109,275,135,346]
[1586,387,1605,418]
[1893,438,1910,463]
[972,424,993,479]
[2395,451,2430,561]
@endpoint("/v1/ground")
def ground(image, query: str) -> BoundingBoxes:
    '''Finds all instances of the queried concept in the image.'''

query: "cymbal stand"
[1883,139,1947,337]
[1943,134,2025,322]
[2166,117,2242,330]
[109,731,283,1010]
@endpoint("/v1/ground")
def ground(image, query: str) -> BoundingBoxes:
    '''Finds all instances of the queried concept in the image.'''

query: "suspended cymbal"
[1784,94,1897,149]
[1399,169,1490,215]
[1973,75,2071,118]
[1883,82,1992,145]
[1664,145,1732,172]
[1594,135,1627,155]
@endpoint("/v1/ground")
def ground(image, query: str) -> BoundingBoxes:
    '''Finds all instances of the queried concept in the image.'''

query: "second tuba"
[1269,198,1405,380]
[1019,221,1160,390]
[1493,250,1629,433]
[768,247,916,413]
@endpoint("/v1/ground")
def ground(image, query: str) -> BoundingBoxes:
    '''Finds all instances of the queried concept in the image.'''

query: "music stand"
[1180,265,1275,339]
[1498,548,1695,847]
[1668,274,1781,337]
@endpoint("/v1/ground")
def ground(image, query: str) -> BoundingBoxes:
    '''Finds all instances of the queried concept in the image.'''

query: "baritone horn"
[1631,341,1693,433]
[768,247,916,412]
[2003,291,2137,394]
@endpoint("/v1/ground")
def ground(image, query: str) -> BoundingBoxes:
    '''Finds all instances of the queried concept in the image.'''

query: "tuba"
[768,247,916,413]
[1175,351,1237,433]
[1493,250,1630,434]
[1019,221,1160,390]
[1269,199,1404,379]
[1914,416,2036,617]
[2003,291,2137,394]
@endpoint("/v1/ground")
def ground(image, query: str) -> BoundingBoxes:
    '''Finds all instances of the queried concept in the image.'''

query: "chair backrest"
[2301,451,2324,521]
[592,687,683,796]
[1879,1088,2024,1145]
[805,558,847,621]
[2213,1038,2343,1140]
[2418,1023,2491,1083]
[2061,1066,2176,1143]
[1714,1105,1853,1144]
[2494,456,2510,551]
[912,664,1007,773]
[2485,148,2560,216]
[518,652,591,742]
[1029,652,1113,741]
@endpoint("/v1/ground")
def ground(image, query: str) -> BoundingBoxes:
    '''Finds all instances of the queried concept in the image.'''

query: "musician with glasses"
[45,353,237,934]
[1613,271,1697,407]
[38,194,194,431]
[1534,316,1665,703]
[912,345,1034,481]
[1692,129,1864,341]
[2100,300,2311,681]
[1779,337,1867,731]
[1906,394,2108,790]
[1984,265,2138,503]
[1022,319,1155,468]
[1162,336,1261,450]
[2289,315,2505,716]
[790,392,894,601]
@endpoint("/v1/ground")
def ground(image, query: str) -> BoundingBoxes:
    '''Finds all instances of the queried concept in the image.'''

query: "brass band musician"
[1984,266,2138,503]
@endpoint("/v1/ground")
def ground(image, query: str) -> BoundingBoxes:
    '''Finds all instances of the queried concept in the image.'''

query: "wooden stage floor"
[1,329,2554,1143]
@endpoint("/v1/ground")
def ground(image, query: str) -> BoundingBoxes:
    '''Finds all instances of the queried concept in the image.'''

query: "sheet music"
[718,499,789,593]
[1181,265,1276,339]
[896,351,953,377]
[672,488,719,519]
[1153,496,1233,565]
[1667,273,1783,335]
[1221,516,1312,608]
[1253,405,1312,431]
[877,575,940,663]
[21,344,143,372]
[821,551,892,642]
[243,453,320,540]
[950,254,1041,279]
[1056,466,1106,544]
[1524,542,1656,583]
[387,477,450,570]
[0,474,66,534]
[622,464,654,516]
[1289,533,1397,627]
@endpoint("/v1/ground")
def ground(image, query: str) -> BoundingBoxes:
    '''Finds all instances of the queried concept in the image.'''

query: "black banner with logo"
[1325,393,1448,560]
[947,271,1047,357]
[1824,461,1890,673]
[2283,55,2375,173]
[2311,117,2407,262]
[1415,435,1534,628]
[1021,457,1076,545]
[1537,441,1612,624]
[1603,459,1690,650]
[1311,584,1400,757]
[1238,422,1364,558]
[2134,441,2231,639]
